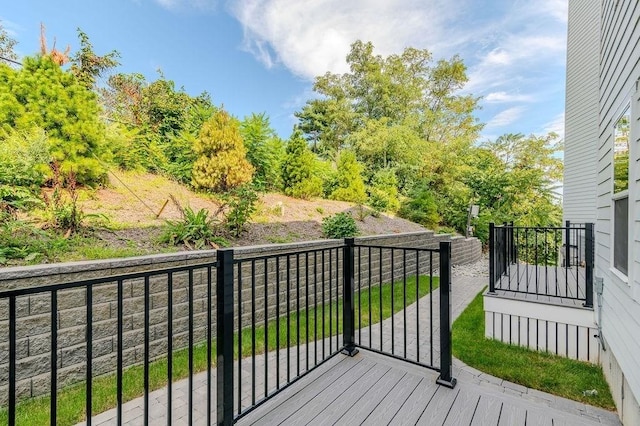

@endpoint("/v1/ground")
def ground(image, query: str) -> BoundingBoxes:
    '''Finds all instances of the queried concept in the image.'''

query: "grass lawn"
[3,275,438,425]
[452,289,615,410]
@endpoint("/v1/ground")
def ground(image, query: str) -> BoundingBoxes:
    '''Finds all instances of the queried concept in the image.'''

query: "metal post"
[342,238,358,356]
[489,223,495,293]
[584,223,594,308]
[565,220,571,267]
[436,241,456,388]
[217,249,234,426]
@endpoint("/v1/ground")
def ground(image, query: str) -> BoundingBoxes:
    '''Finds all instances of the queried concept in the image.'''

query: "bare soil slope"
[79,170,428,250]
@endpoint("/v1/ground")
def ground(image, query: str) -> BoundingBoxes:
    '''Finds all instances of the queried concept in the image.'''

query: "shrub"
[0,128,51,187]
[281,131,323,199]
[225,185,259,237]
[160,207,228,249]
[191,110,254,192]
[321,212,358,238]
[367,168,400,213]
[397,180,441,228]
[330,150,367,203]
[0,219,71,264]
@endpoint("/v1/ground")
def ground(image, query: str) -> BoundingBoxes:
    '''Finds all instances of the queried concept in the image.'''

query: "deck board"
[237,349,617,426]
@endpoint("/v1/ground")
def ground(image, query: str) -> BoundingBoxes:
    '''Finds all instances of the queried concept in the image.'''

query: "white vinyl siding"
[596,0,640,408]
[563,0,600,224]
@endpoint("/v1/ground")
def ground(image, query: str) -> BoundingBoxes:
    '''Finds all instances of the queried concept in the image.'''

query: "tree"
[240,113,285,190]
[191,110,254,192]
[0,56,108,184]
[281,130,323,199]
[330,150,367,203]
[0,20,18,65]
[368,168,400,212]
[70,29,120,90]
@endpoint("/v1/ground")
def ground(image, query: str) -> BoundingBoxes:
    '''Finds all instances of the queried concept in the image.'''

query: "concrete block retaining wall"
[0,232,480,404]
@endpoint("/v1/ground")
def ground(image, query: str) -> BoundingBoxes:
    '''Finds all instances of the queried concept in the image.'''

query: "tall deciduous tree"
[192,110,254,192]
[70,29,120,90]
[0,21,18,65]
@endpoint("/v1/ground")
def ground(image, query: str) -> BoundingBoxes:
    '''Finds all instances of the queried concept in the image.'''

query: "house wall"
[563,0,600,224]
[593,0,640,422]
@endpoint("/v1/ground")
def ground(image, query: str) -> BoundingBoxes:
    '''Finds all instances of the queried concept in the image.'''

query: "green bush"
[0,219,71,264]
[367,168,400,213]
[225,185,259,237]
[160,207,227,249]
[0,128,51,187]
[397,180,440,228]
[281,131,323,199]
[321,212,358,238]
[330,150,367,203]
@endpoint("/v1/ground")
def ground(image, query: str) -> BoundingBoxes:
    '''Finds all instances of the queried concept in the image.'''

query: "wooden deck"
[238,349,618,425]
[494,264,588,307]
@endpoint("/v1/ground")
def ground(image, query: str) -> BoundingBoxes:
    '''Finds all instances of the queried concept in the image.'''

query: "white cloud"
[486,107,525,128]
[229,0,465,80]
[485,91,534,103]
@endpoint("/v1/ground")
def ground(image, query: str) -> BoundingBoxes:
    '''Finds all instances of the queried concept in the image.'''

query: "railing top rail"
[231,244,347,264]
[0,260,218,299]
[352,243,441,253]
[493,224,591,231]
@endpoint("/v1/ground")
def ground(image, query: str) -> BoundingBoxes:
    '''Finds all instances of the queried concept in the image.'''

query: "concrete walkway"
[83,262,620,425]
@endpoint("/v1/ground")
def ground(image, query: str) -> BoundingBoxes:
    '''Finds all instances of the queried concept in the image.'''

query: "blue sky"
[2,0,568,141]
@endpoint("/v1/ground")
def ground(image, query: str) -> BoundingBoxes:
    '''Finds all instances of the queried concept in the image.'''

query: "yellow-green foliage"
[0,57,108,185]
[281,131,323,199]
[191,110,254,192]
[330,150,366,203]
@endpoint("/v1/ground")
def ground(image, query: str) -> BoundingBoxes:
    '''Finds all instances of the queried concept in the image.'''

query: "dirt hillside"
[78,170,430,250]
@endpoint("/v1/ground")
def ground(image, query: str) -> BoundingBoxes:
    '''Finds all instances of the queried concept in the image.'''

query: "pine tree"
[191,110,254,192]
[330,150,367,203]
[281,131,323,199]
[0,56,108,184]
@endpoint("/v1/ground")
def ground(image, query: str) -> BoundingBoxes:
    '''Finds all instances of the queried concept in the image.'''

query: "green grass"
[452,290,615,410]
[2,274,438,425]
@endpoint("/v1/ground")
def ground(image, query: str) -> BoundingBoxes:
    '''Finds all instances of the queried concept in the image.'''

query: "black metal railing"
[219,239,455,423]
[0,238,455,425]
[489,222,594,307]
[0,261,218,426]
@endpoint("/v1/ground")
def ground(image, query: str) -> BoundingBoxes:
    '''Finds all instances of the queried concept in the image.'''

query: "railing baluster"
[286,255,290,383]
[8,296,16,426]
[305,252,310,372]
[416,250,420,363]
[403,250,407,358]
[368,247,372,348]
[296,252,300,377]
[86,285,93,425]
[117,279,123,426]
[51,290,58,426]
[329,249,333,355]
[391,248,395,355]
[144,276,150,426]
[263,258,268,398]
[237,263,242,415]
[379,247,383,352]
[250,261,256,406]
[188,269,194,426]
[276,256,280,389]
[314,251,318,366]
[430,252,434,366]
[322,250,326,360]
[207,265,213,424]
[167,273,173,425]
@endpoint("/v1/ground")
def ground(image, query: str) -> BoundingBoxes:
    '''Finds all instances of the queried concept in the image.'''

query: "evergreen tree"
[330,150,367,203]
[281,131,323,199]
[0,56,108,184]
[191,110,254,192]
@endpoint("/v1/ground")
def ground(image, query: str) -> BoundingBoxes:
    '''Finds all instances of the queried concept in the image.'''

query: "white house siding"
[563,0,600,224]
[594,0,640,423]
